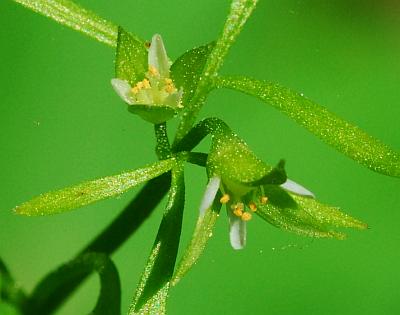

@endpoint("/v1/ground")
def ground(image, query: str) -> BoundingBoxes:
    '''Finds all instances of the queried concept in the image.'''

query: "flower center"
[220,193,268,222]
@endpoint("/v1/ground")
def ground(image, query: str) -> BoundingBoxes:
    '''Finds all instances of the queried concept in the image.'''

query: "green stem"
[154,123,172,160]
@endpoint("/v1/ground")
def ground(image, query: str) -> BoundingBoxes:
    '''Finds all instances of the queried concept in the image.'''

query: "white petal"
[281,179,315,198]
[228,212,246,250]
[148,34,170,77]
[198,176,221,217]
[111,78,134,105]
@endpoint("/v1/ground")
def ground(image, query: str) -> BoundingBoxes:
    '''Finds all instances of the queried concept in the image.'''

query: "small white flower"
[111,34,183,109]
[199,176,314,250]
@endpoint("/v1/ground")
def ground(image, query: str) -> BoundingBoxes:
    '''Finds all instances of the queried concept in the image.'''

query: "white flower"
[111,34,183,109]
[199,176,314,250]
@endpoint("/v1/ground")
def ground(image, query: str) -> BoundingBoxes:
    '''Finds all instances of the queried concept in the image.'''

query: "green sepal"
[14,159,176,216]
[128,104,178,124]
[129,164,185,315]
[207,124,280,186]
[115,26,147,85]
[170,42,215,105]
[26,253,121,315]
[256,185,367,239]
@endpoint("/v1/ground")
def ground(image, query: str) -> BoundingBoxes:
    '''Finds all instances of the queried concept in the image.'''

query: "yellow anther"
[149,65,158,76]
[142,79,151,89]
[248,202,257,212]
[131,86,139,94]
[220,194,230,204]
[136,81,144,89]
[233,208,243,217]
[165,84,176,93]
[241,212,252,221]
[260,196,268,205]
[165,78,173,84]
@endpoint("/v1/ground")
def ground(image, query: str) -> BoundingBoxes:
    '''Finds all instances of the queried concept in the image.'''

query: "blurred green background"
[1,0,400,314]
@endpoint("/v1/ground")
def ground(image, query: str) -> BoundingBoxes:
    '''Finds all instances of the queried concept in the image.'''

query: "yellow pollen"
[142,79,151,89]
[260,196,268,205]
[233,208,243,217]
[165,78,173,84]
[149,65,158,76]
[136,81,144,89]
[241,212,252,221]
[131,86,139,94]
[220,194,230,204]
[165,84,176,93]
[249,202,257,212]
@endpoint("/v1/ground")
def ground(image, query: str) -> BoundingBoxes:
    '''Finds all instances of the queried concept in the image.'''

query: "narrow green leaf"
[174,0,258,143]
[172,192,221,286]
[256,185,367,239]
[27,253,120,315]
[14,159,175,216]
[170,42,215,106]
[115,27,148,86]
[22,174,171,315]
[12,0,118,47]
[129,164,185,315]
[200,0,258,82]
[215,76,400,178]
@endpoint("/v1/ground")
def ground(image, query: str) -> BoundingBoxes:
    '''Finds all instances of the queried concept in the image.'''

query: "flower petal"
[199,176,221,217]
[148,34,170,78]
[228,213,246,250]
[281,179,315,198]
[111,78,134,105]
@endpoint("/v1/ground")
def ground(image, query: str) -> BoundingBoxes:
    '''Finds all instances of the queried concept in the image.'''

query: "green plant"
[1,0,399,314]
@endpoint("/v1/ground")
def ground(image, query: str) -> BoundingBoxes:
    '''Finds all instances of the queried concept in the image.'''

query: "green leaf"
[27,253,120,315]
[170,42,215,106]
[21,174,171,315]
[115,27,148,86]
[200,0,258,80]
[256,185,367,239]
[172,192,221,286]
[129,164,185,315]
[128,104,178,125]
[215,76,400,178]
[12,0,119,47]
[174,0,258,144]
[14,159,175,216]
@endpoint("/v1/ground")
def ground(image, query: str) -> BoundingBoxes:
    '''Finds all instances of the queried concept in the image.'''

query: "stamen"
[149,65,158,76]
[233,208,243,217]
[131,86,139,94]
[248,202,257,212]
[165,84,176,93]
[241,212,252,221]
[136,81,144,89]
[142,79,151,89]
[260,196,268,205]
[165,78,173,84]
[220,194,230,204]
